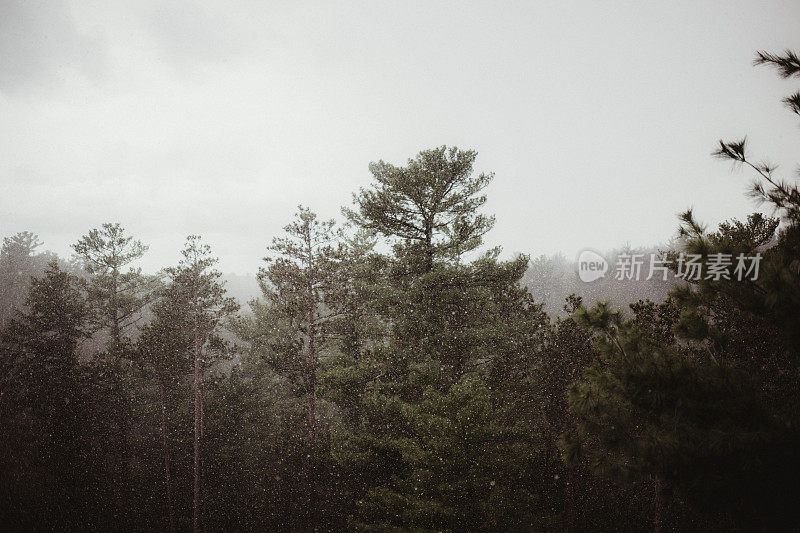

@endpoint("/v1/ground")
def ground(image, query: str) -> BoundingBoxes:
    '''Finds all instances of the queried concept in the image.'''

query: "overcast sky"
[1,0,799,273]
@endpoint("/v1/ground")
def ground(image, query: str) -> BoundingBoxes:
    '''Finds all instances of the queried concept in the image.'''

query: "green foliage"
[564,301,800,527]
[165,235,239,343]
[253,206,342,386]
[344,146,495,272]
[326,147,557,531]
[72,222,154,350]
[754,49,800,115]
[337,379,542,532]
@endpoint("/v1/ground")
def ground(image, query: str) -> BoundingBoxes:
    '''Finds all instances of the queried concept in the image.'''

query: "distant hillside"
[220,249,681,320]
[220,273,261,307]
[1,253,677,327]
[522,247,680,318]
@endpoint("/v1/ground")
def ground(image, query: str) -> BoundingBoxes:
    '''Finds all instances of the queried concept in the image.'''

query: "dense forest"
[1,51,799,532]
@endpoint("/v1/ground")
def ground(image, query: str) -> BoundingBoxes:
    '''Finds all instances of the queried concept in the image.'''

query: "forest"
[1,50,799,532]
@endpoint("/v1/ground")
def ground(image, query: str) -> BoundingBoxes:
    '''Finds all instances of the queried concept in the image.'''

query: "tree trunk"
[159,380,175,532]
[200,373,208,529]
[193,322,202,533]
[653,475,663,533]
[111,365,129,518]
[108,270,128,517]
[110,266,121,348]
[306,309,317,527]
[424,224,434,273]
[308,322,316,447]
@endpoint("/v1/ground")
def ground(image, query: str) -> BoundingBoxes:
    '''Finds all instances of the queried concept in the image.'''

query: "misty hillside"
[219,273,261,307]
[223,254,680,319]
[524,248,679,317]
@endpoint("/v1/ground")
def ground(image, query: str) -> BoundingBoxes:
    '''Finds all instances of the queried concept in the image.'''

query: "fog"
[2,0,798,272]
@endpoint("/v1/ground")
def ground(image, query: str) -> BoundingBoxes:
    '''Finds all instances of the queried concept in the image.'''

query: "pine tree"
[653,49,800,527]
[136,286,195,532]
[333,148,550,529]
[678,50,800,351]
[526,295,599,530]
[344,146,494,273]
[0,261,94,528]
[0,232,54,329]
[165,235,238,533]
[338,378,541,531]
[562,302,778,531]
[250,206,345,523]
[72,223,153,351]
[72,222,154,516]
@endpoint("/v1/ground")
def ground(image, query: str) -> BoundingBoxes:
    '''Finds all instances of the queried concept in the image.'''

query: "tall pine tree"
[165,235,238,533]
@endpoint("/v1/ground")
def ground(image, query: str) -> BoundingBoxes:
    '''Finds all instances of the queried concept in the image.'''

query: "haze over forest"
[2,1,799,273]
[2,2,800,532]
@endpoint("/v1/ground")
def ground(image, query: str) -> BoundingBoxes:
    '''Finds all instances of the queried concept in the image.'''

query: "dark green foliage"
[164,235,239,341]
[0,262,98,529]
[563,302,800,528]
[324,148,556,532]
[567,305,757,487]
[754,49,800,115]
[251,206,342,395]
[337,379,543,532]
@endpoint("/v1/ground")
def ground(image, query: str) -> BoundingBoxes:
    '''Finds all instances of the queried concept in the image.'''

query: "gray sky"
[1,0,798,273]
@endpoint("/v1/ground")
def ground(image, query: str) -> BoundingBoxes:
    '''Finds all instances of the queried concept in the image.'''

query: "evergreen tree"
[72,222,153,350]
[165,235,238,533]
[136,286,195,532]
[0,232,55,329]
[525,295,599,530]
[246,206,345,524]
[337,378,542,531]
[332,147,551,530]
[72,222,154,516]
[344,146,494,273]
[0,261,96,529]
[562,302,785,531]
[652,49,800,527]
[676,50,800,352]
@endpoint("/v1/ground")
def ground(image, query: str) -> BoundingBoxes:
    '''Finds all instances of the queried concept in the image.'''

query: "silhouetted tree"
[0,261,95,529]
[165,235,238,533]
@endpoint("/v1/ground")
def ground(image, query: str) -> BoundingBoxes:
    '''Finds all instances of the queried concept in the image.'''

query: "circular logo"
[577,249,608,282]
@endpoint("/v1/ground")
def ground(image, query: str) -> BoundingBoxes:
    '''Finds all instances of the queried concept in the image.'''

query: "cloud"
[135,0,253,72]
[0,0,108,96]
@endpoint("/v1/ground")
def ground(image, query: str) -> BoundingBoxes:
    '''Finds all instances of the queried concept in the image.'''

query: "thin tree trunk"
[308,320,316,446]
[193,321,202,533]
[424,224,434,273]
[653,475,663,533]
[200,374,208,530]
[306,307,317,527]
[109,271,130,518]
[111,367,128,516]
[159,380,175,532]
[111,268,121,347]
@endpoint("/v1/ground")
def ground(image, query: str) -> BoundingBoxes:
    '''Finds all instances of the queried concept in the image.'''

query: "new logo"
[577,249,608,282]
